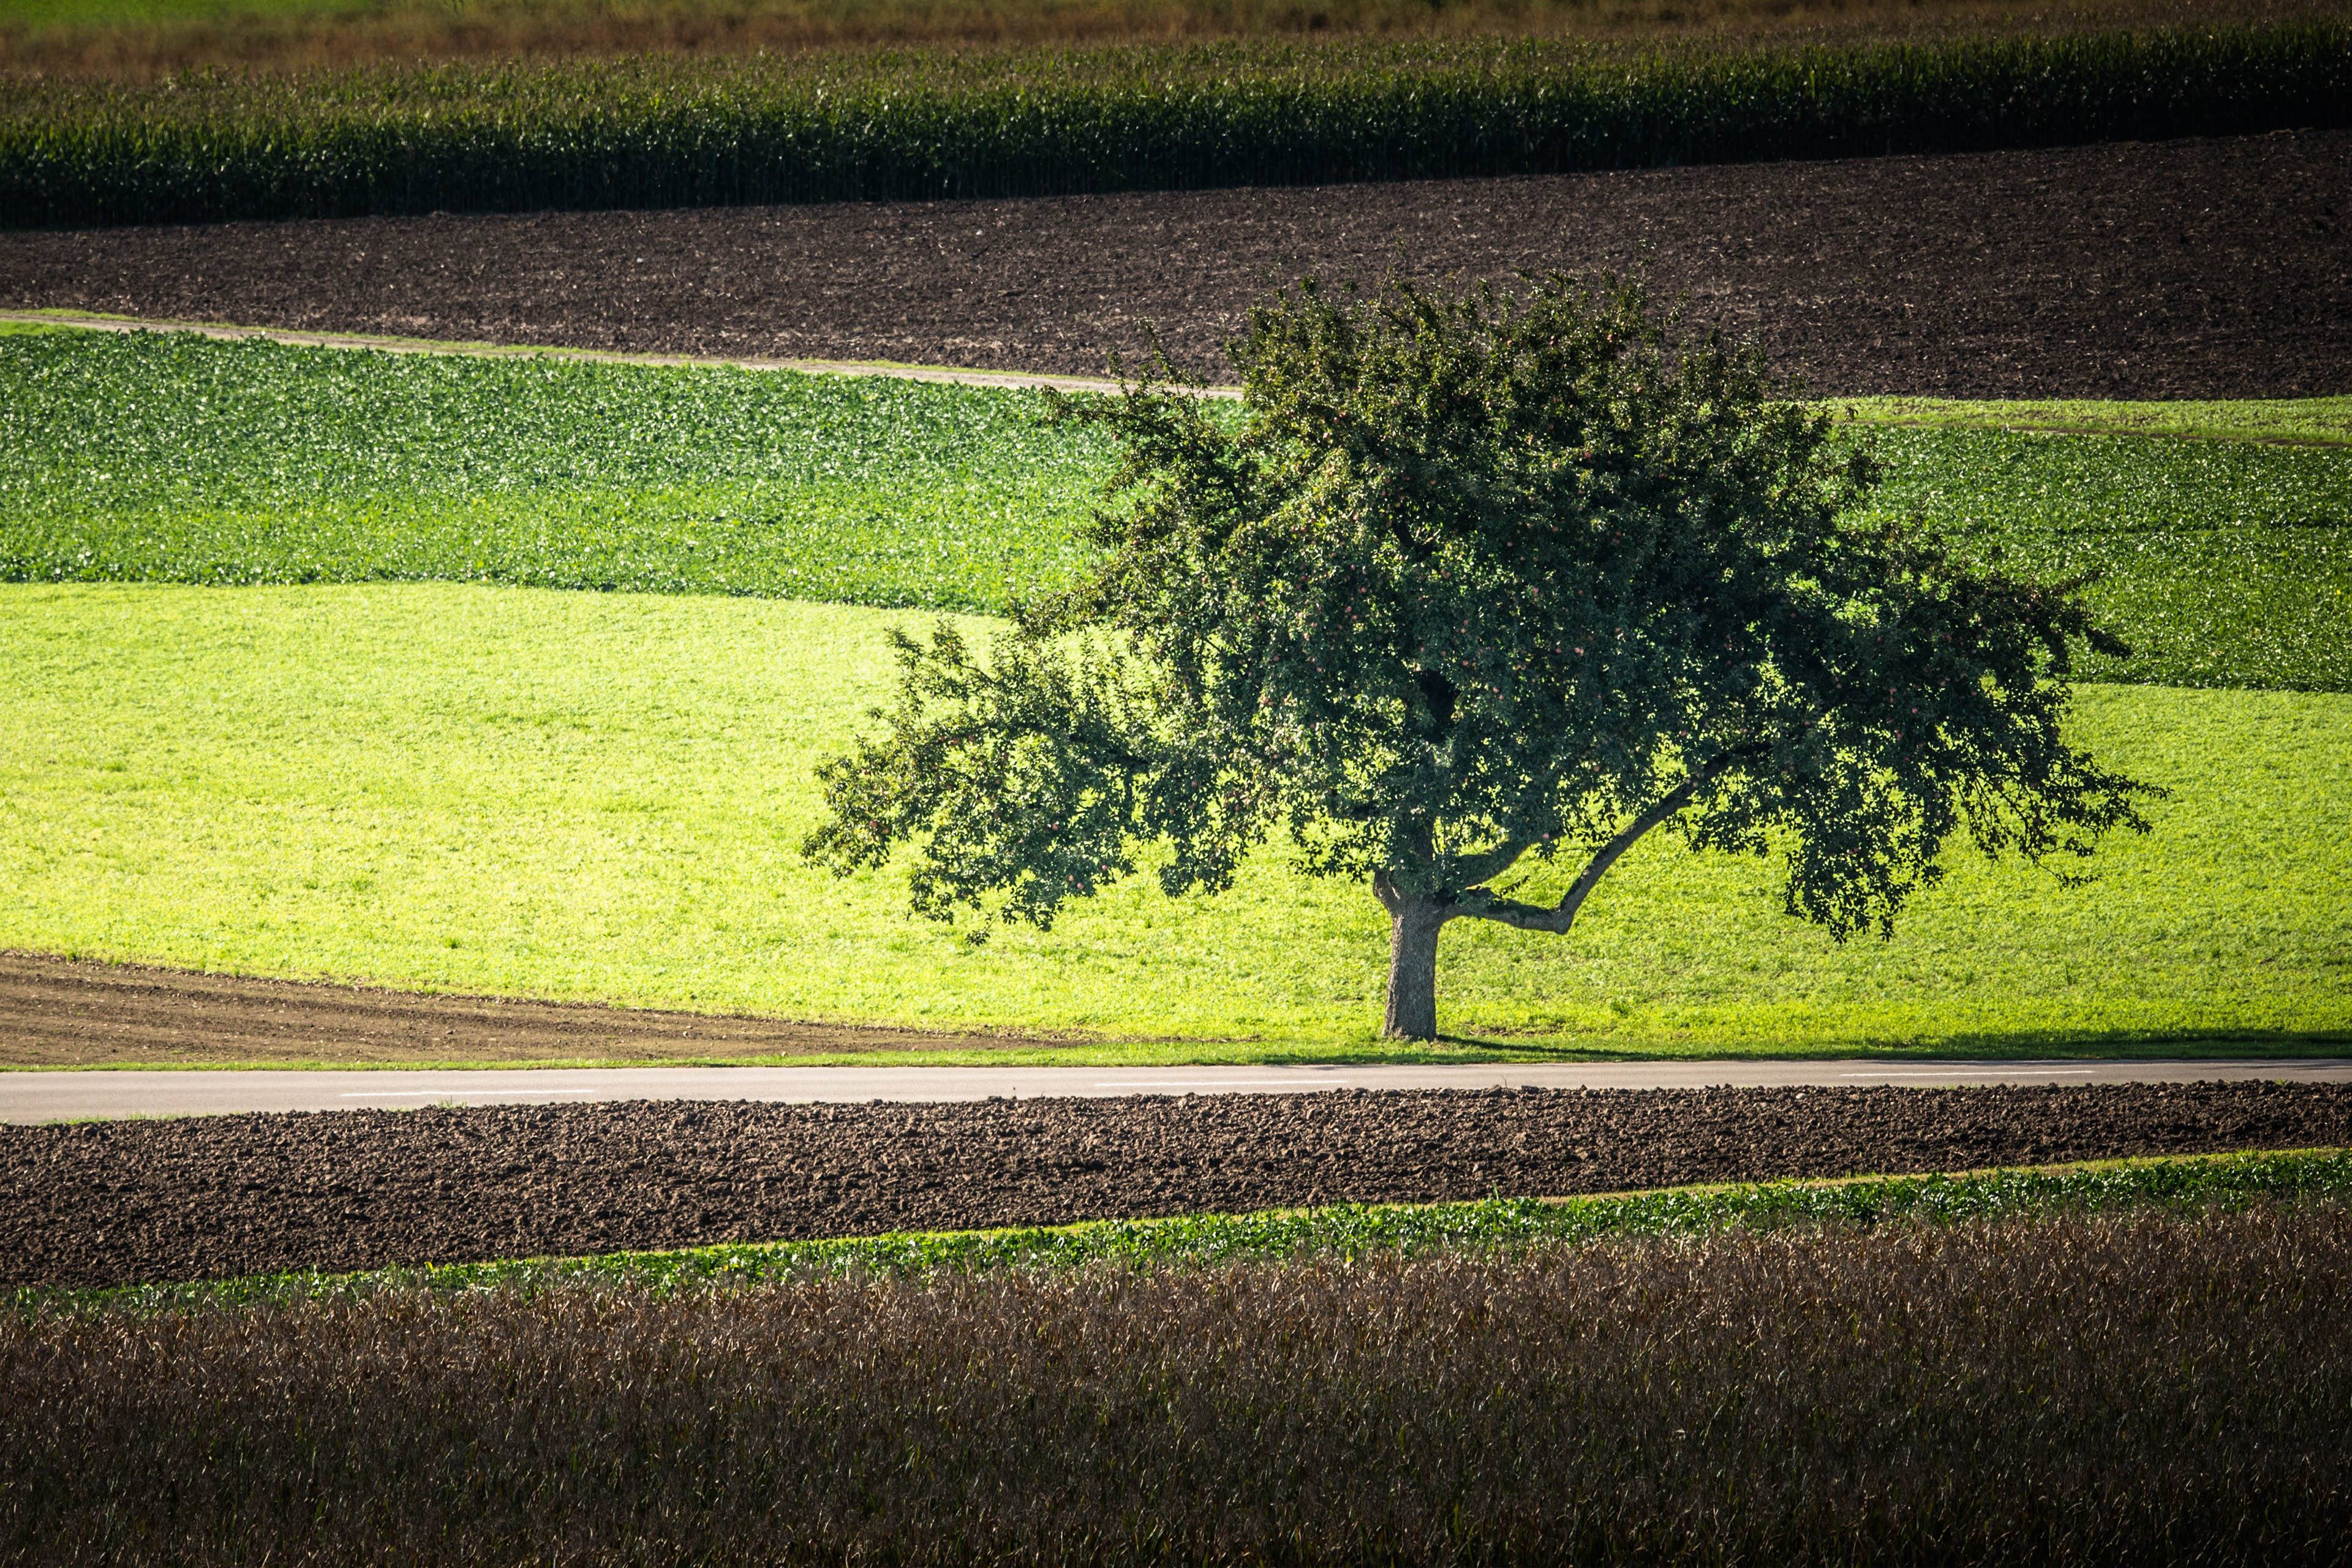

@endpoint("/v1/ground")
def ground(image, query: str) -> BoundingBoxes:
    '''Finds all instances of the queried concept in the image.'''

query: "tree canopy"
[804,275,2157,1039]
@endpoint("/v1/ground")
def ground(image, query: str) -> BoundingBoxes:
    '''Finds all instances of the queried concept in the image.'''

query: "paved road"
[7,1059,2350,1123]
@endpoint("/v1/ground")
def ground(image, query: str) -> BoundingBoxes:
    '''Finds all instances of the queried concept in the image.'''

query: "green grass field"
[4,582,2345,1057]
[5,328,2349,687]
[2,326,2346,1059]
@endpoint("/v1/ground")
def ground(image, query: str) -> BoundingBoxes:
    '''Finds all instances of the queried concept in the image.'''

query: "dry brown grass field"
[9,1202,2348,1564]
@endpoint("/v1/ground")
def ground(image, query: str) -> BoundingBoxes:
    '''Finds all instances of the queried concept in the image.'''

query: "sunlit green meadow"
[4,582,2345,1060]
[2,327,2346,1059]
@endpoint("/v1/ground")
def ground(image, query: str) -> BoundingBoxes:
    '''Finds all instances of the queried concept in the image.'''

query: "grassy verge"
[6,328,2349,688]
[3,582,2348,1055]
[4,21,2346,225]
[26,1146,2350,1314]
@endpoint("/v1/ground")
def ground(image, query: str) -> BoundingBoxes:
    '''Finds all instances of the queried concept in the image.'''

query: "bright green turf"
[3,582,2345,1059]
[28,1148,2351,1311]
[4,329,2346,689]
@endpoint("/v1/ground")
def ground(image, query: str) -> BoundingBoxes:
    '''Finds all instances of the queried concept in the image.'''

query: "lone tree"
[805,276,2155,1039]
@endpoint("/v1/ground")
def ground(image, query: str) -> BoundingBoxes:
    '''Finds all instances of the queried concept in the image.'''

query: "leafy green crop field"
[1855,424,2352,691]
[4,328,2348,689]
[0,328,1107,612]
[3,582,2345,1057]
[1837,393,2352,447]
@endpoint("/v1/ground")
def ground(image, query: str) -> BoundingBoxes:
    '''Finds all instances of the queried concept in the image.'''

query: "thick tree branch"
[1457,745,1766,935]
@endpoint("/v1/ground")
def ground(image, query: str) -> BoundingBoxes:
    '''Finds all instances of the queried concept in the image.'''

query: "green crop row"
[29,1147,2350,1313]
[1836,394,2352,447]
[4,328,2347,688]
[3,21,2346,225]
[0,327,1113,610]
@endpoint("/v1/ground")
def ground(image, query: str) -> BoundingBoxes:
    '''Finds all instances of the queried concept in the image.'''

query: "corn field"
[2,22,2347,227]
[6,1202,2348,1565]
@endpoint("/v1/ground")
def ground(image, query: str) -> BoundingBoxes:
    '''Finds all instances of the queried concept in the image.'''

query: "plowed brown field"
[4,130,2346,396]
[0,952,1045,1068]
[8,1082,2350,1288]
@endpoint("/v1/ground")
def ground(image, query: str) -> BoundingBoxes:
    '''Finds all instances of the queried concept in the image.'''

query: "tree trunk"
[1382,897,1449,1041]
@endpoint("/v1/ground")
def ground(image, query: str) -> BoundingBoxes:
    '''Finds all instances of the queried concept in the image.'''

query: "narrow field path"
[6,132,2346,398]
[7,1060,2352,1124]
[0,309,1148,393]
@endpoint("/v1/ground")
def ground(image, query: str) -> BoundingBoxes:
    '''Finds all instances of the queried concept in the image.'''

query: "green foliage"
[27,1147,2350,1312]
[812,620,1177,926]
[2,583,2346,1054]
[809,277,2158,1036]
[3,22,2346,225]
[0,328,1106,611]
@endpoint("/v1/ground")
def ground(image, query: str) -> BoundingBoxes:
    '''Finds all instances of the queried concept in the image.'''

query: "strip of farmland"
[4,130,2345,398]
[4,24,2342,227]
[6,1082,2350,1288]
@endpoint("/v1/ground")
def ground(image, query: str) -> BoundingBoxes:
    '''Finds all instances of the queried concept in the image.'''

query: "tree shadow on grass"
[1411,1025,2352,1064]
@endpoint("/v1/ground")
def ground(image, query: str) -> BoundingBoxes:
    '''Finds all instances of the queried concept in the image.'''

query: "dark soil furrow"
[0,952,1040,1066]
[3,131,2346,399]
[6,1082,2349,1289]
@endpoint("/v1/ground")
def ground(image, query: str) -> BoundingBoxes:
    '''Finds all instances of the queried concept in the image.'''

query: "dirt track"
[0,951,1042,1067]
[4,131,2347,398]
[7,1082,2350,1288]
